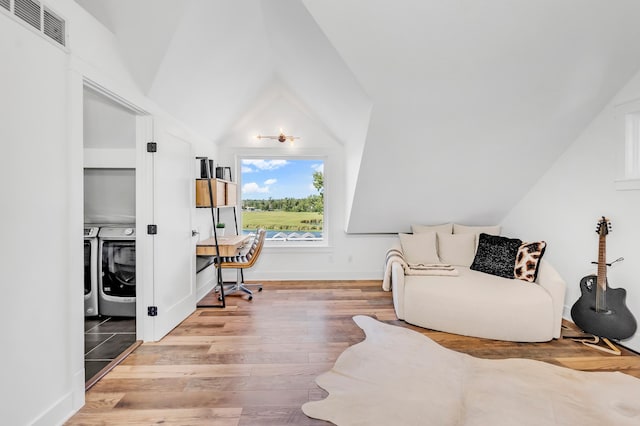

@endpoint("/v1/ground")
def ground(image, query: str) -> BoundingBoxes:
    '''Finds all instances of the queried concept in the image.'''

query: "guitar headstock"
[595,216,611,236]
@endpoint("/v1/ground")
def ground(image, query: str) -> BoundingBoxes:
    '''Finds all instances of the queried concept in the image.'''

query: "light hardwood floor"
[67,281,640,425]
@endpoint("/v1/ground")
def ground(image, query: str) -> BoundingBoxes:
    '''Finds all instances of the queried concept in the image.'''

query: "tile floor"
[84,316,136,383]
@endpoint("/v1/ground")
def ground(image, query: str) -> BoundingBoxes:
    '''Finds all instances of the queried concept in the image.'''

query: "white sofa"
[385,223,566,342]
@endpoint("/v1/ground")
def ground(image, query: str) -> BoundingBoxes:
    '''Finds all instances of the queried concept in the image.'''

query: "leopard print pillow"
[514,241,547,283]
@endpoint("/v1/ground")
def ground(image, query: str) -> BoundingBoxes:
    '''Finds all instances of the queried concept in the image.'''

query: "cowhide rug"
[302,316,640,426]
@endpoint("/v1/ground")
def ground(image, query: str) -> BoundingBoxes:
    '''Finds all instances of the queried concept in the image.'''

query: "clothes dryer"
[98,226,136,317]
[84,226,99,316]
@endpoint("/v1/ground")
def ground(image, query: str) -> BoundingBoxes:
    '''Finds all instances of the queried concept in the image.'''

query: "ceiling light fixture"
[256,129,300,143]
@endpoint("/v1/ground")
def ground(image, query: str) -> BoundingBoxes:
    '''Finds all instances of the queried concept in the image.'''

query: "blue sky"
[241,159,324,200]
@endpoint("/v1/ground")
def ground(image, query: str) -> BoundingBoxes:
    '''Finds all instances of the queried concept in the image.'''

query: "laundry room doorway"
[82,84,140,387]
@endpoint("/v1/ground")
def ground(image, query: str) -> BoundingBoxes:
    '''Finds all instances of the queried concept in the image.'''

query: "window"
[614,100,640,190]
[240,158,325,244]
[624,112,640,179]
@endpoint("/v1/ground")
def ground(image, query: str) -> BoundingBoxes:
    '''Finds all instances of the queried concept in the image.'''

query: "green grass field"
[242,210,323,231]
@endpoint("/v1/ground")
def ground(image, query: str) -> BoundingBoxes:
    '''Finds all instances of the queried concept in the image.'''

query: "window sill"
[615,178,640,191]
[263,244,333,254]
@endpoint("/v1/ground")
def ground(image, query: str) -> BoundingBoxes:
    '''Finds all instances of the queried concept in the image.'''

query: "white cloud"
[242,182,270,194]
[243,177,278,195]
[311,163,324,173]
[241,166,253,173]
[242,159,289,170]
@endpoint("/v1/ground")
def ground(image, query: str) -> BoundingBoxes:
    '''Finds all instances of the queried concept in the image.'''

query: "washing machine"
[84,226,100,316]
[98,225,136,317]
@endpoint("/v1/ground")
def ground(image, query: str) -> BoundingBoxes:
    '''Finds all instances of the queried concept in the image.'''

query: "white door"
[148,122,196,340]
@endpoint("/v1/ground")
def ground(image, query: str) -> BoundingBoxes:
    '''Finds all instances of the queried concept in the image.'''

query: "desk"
[196,235,251,257]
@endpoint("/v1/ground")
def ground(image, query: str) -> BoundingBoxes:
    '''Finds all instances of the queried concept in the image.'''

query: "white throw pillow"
[399,232,440,265]
[438,233,476,267]
[453,224,501,235]
[411,223,453,235]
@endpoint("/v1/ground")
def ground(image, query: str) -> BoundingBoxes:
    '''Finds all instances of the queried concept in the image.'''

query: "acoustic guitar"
[570,217,637,340]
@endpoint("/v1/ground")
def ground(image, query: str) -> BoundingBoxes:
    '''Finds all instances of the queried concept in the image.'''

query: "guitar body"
[571,274,637,340]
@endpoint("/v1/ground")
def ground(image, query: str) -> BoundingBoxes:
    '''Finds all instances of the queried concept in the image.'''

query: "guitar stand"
[578,336,622,355]
[562,326,622,355]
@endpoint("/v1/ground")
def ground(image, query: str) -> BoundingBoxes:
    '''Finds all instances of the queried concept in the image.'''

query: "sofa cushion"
[471,233,522,279]
[515,241,547,283]
[454,224,501,250]
[411,223,453,235]
[453,224,501,236]
[438,233,476,267]
[399,232,440,265]
[402,267,554,342]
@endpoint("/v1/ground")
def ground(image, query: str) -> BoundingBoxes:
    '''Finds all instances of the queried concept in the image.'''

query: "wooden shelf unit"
[195,179,237,207]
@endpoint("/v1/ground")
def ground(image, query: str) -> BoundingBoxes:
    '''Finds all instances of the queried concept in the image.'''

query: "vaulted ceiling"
[76,0,640,233]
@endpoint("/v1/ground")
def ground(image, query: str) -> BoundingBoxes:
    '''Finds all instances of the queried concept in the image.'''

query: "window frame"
[236,153,329,248]
[624,112,640,178]
[614,99,640,191]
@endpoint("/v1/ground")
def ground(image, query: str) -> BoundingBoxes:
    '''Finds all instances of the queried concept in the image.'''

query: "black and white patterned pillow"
[470,233,522,279]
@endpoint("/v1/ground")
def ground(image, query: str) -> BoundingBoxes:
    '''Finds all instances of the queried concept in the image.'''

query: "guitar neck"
[596,233,607,312]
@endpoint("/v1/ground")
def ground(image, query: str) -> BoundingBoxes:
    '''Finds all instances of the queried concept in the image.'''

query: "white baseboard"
[71,368,86,413]
[562,304,572,322]
[245,270,383,281]
[30,389,76,426]
[196,268,384,300]
[196,275,216,302]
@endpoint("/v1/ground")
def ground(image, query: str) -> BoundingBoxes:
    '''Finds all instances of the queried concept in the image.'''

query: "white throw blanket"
[405,263,459,276]
[382,247,458,291]
[382,247,404,291]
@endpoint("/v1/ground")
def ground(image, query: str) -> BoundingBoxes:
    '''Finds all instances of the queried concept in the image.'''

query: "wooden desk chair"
[216,228,265,300]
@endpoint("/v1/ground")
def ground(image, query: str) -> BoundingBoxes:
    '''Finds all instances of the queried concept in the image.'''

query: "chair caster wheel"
[218,296,223,301]
[258,287,263,292]
[248,295,253,301]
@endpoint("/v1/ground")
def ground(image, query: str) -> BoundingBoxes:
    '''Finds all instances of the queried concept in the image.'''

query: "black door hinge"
[147,142,157,152]
[147,306,158,317]
[147,224,158,235]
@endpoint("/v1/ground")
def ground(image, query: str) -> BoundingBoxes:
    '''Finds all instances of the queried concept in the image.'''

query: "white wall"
[0,1,216,424]
[0,11,73,426]
[217,93,395,281]
[83,87,136,149]
[83,88,137,224]
[84,168,136,223]
[305,1,640,235]
[502,69,640,353]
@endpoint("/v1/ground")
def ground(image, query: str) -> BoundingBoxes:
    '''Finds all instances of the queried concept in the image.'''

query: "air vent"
[4,0,66,48]
[14,0,41,30]
[44,7,64,46]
